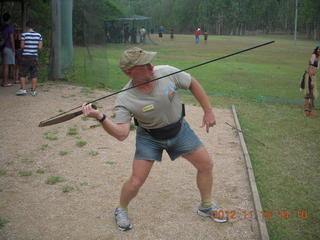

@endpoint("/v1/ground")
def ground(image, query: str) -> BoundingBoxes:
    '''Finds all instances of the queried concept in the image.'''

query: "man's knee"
[128,176,145,190]
[194,156,213,173]
[200,159,213,172]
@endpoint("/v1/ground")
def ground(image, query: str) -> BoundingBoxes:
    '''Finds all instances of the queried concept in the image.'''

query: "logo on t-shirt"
[164,86,175,102]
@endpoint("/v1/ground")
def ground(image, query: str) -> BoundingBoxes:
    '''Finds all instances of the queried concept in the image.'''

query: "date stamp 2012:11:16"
[210,209,308,220]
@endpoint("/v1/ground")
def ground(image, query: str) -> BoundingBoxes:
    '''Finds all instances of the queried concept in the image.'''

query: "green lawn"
[68,34,320,239]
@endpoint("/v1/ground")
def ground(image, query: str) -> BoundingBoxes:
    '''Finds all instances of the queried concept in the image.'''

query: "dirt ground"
[0,82,259,240]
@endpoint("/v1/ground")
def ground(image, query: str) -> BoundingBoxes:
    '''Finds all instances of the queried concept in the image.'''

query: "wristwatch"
[98,114,106,123]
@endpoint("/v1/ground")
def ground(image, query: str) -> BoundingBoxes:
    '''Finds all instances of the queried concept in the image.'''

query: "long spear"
[39,40,275,127]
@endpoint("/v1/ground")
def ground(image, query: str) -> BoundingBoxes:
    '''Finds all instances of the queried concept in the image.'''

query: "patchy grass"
[81,116,90,121]
[36,169,45,174]
[44,130,59,141]
[80,182,88,186]
[67,127,78,136]
[89,151,99,156]
[18,171,32,177]
[45,176,66,185]
[0,169,7,175]
[59,151,69,156]
[62,185,74,193]
[76,140,87,147]
[40,144,49,150]
[105,160,115,165]
[0,218,9,228]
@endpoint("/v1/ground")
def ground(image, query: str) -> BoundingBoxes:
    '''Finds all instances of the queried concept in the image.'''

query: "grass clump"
[45,176,66,185]
[89,151,99,156]
[36,169,45,174]
[76,140,87,147]
[59,151,69,156]
[105,160,115,165]
[43,130,59,141]
[62,185,74,193]
[18,171,32,177]
[0,169,7,175]
[40,144,49,150]
[81,116,90,121]
[67,127,78,136]
[0,218,9,228]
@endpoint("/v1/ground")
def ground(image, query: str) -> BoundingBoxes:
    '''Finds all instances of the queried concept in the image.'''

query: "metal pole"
[294,0,298,42]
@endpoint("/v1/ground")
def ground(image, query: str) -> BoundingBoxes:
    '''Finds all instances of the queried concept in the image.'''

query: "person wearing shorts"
[81,47,228,231]
[1,13,15,87]
[16,21,42,96]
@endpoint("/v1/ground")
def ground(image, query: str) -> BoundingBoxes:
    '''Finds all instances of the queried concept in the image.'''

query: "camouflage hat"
[120,47,157,71]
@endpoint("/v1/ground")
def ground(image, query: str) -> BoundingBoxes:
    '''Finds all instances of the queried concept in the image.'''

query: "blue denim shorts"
[135,119,203,161]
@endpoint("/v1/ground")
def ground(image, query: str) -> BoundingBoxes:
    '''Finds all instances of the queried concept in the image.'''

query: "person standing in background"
[1,13,15,87]
[300,44,320,118]
[170,28,174,40]
[158,26,164,42]
[14,27,22,84]
[204,30,208,44]
[194,28,201,44]
[16,21,42,96]
[139,27,146,44]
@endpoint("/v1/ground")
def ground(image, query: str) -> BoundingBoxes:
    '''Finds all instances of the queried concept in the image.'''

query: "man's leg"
[16,56,28,95]
[2,64,9,85]
[115,159,154,231]
[31,77,37,90]
[120,159,154,208]
[183,146,213,202]
[14,63,19,83]
[16,76,27,95]
[183,146,228,223]
[31,77,38,95]
[20,77,26,90]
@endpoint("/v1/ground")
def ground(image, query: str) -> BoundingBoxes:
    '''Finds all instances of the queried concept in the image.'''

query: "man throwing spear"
[82,47,228,231]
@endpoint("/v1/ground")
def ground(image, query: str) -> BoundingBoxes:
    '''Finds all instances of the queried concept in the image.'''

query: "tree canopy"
[0,0,318,42]
[120,0,320,40]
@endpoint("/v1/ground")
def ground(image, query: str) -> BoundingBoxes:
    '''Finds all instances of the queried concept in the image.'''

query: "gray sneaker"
[30,89,37,96]
[114,207,133,231]
[16,89,27,96]
[197,203,228,223]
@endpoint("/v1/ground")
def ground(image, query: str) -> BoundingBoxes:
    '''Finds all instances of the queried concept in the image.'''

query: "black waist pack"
[145,118,183,140]
[135,104,185,140]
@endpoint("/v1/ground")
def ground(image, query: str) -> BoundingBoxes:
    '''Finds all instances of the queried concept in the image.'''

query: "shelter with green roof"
[104,15,154,44]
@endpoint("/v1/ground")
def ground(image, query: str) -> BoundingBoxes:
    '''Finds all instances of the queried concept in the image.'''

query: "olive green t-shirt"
[114,65,192,129]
